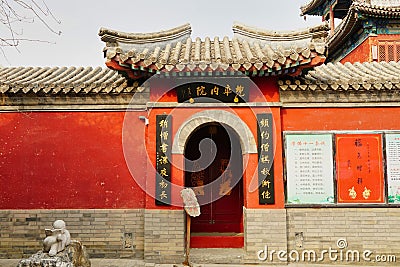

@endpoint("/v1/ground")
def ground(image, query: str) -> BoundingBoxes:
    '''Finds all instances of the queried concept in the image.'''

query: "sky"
[2,0,322,67]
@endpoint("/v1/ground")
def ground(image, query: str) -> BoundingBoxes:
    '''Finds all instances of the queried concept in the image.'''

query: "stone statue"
[17,219,91,267]
[43,220,71,256]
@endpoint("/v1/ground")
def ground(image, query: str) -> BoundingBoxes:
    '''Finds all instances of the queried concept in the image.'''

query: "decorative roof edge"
[300,0,325,16]
[354,1,400,16]
[99,23,192,45]
[232,22,329,43]
[328,1,400,54]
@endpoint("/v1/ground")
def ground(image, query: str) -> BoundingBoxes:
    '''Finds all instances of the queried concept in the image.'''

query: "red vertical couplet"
[336,134,384,203]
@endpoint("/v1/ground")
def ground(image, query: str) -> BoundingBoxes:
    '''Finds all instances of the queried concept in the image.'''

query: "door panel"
[185,123,243,233]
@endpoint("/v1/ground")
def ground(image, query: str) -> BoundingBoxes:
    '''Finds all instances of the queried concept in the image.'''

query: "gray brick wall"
[287,208,400,264]
[3,207,399,265]
[0,209,144,259]
[143,209,185,263]
[243,208,287,264]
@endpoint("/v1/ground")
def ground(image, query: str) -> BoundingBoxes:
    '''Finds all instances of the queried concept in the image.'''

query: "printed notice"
[285,134,334,204]
[386,134,400,203]
[336,134,384,203]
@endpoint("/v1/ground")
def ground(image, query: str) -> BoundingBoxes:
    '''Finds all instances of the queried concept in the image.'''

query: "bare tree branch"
[0,0,61,49]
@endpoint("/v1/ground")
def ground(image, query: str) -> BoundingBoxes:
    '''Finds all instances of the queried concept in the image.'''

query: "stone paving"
[0,259,392,267]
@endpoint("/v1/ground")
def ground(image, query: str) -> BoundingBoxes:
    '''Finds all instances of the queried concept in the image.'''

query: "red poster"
[336,134,384,203]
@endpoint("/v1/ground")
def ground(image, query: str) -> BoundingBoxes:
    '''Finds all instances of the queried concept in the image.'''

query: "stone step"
[188,248,245,264]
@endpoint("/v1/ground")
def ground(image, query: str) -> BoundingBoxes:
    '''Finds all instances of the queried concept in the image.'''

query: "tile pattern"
[99,23,327,75]
[328,1,400,54]
[279,61,400,91]
[0,67,137,95]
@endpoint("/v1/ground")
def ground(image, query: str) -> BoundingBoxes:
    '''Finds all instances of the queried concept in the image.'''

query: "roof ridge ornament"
[232,21,329,47]
[99,23,191,47]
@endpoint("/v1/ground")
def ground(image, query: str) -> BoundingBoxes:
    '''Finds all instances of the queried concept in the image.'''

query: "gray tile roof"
[355,1,400,17]
[279,61,400,91]
[0,66,138,95]
[99,23,327,75]
[328,1,400,55]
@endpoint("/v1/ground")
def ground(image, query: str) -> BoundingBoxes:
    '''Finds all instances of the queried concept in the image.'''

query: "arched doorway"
[185,122,244,247]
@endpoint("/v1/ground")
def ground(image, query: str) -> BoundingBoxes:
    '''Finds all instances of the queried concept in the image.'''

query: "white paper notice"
[285,134,334,204]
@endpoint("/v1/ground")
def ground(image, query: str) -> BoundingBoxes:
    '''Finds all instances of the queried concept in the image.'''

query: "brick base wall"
[0,209,144,259]
[287,208,400,264]
[144,209,185,263]
[243,208,287,264]
[2,207,400,265]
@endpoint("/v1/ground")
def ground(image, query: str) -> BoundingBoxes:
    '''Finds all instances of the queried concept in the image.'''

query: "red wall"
[144,77,283,209]
[0,77,283,210]
[145,106,285,209]
[340,37,372,64]
[0,111,146,209]
[340,35,400,64]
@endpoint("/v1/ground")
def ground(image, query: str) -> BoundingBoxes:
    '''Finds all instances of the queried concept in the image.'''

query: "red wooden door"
[185,123,243,233]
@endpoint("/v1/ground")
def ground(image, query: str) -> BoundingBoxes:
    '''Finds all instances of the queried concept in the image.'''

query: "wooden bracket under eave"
[289,56,326,77]
[105,60,145,80]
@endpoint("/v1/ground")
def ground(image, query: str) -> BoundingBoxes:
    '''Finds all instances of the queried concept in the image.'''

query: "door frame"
[183,122,244,233]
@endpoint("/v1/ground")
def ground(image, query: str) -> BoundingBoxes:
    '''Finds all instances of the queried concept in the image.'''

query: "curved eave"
[300,0,325,16]
[328,2,400,56]
[327,6,359,55]
[107,55,326,78]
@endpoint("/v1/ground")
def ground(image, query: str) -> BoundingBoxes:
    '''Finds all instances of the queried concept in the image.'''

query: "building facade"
[1,1,400,265]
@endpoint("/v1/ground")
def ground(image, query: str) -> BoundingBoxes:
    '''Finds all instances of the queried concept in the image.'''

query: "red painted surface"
[0,111,146,209]
[146,106,285,210]
[340,35,400,64]
[336,134,384,203]
[282,107,400,131]
[252,77,280,102]
[190,235,244,248]
[149,77,281,103]
[340,37,372,64]
[0,79,286,212]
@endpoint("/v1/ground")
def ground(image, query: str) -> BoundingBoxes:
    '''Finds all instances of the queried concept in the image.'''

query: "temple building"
[1,0,400,265]
[301,0,400,62]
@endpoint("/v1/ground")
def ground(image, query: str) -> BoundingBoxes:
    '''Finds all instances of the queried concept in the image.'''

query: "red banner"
[336,134,384,203]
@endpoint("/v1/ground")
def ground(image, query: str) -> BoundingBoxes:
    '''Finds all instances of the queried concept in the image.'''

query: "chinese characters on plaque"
[155,115,172,206]
[257,114,275,204]
[336,134,384,203]
[386,134,400,203]
[176,80,249,103]
[285,134,334,204]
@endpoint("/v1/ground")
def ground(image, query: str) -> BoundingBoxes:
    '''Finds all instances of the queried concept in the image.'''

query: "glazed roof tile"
[279,61,400,91]
[99,23,327,76]
[0,67,138,95]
